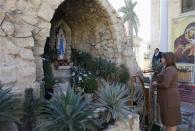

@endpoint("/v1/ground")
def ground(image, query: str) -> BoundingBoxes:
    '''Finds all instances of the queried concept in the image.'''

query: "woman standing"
[152,52,181,131]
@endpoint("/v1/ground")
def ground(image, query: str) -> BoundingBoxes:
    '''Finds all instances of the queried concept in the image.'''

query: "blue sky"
[108,0,151,43]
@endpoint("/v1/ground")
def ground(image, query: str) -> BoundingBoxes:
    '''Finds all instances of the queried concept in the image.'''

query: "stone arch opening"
[0,0,140,96]
[41,0,130,97]
[37,0,129,81]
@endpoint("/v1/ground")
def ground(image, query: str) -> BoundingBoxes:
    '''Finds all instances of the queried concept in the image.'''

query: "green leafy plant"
[71,67,98,93]
[81,76,98,93]
[38,88,96,131]
[21,88,36,131]
[70,48,93,68]
[152,60,163,74]
[95,81,130,124]
[71,48,130,84]
[43,61,56,89]
[0,84,18,123]
[117,65,130,83]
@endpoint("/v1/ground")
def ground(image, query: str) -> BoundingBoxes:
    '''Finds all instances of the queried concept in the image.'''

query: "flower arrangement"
[71,67,98,93]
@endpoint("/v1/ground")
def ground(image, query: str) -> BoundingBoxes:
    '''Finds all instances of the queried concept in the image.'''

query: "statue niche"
[54,27,69,68]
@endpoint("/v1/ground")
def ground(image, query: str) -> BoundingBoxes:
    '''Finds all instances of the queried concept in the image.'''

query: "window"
[182,0,195,13]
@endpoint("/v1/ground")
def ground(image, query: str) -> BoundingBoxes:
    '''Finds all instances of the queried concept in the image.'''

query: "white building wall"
[150,0,160,54]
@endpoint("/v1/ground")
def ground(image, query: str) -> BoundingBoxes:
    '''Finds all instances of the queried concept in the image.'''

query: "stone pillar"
[160,0,168,52]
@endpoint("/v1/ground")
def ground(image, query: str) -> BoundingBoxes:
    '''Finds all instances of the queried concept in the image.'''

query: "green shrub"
[71,67,98,93]
[43,61,56,89]
[118,65,130,83]
[38,88,96,131]
[71,48,130,84]
[21,88,36,130]
[70,49,93,68]
[81,76,98,93]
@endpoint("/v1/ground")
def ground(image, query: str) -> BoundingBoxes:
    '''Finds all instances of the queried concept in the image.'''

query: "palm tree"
[119,0,139,47]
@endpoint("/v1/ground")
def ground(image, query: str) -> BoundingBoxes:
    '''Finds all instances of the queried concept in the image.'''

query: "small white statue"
[56,28,66,60]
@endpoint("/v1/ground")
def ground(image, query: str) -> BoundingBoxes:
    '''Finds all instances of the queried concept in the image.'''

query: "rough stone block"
[34,57,43,81]
[16,60,36,83]
[104,114,139,131]
[0,65,16,84]
[29,0,41,8]
[12,37,34,48]
[1,37,19,55]
[43,0,64,9]
[33,45,44,56]
[19,48,35,60]
[38,3,55,22]
[15,24,32,37]
[1,21,15,36]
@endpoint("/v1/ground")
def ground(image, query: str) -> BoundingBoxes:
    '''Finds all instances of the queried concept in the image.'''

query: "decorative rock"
[35,21,51,39]
[16,60,36,83]
[95,43,101,49]
[1,21,15,36]
[0,12,5,23]
[103,114,139,131]
[33,46,44,56]
[19,48,34,60]
[29,0,41,8]
[43,0,64,9]
[21,14,38,25]
[0,65,16,84]
[14,24,32,38]
[34,57,44,81]
[31,81,40,98]
[0,37,19,55]
[12,37,34,48]
[38,3,55,22]
[34,39,47,47]
[0,28,6,36]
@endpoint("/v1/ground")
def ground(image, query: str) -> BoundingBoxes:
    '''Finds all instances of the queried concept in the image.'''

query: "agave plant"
[95,81,130,124]
[39,88,96,131]
[0,84,18,123]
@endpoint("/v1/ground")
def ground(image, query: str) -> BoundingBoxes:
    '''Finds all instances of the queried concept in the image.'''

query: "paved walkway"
[177,102,195,131]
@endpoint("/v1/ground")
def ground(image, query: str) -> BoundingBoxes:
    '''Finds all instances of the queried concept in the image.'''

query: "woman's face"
[161,57,166,65]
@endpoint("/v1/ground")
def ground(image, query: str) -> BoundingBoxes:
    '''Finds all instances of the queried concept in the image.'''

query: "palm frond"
[119,0,140,35]
[118,7,128,14]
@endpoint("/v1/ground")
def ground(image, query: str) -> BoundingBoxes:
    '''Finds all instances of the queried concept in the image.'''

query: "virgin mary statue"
[56,28,65,60]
